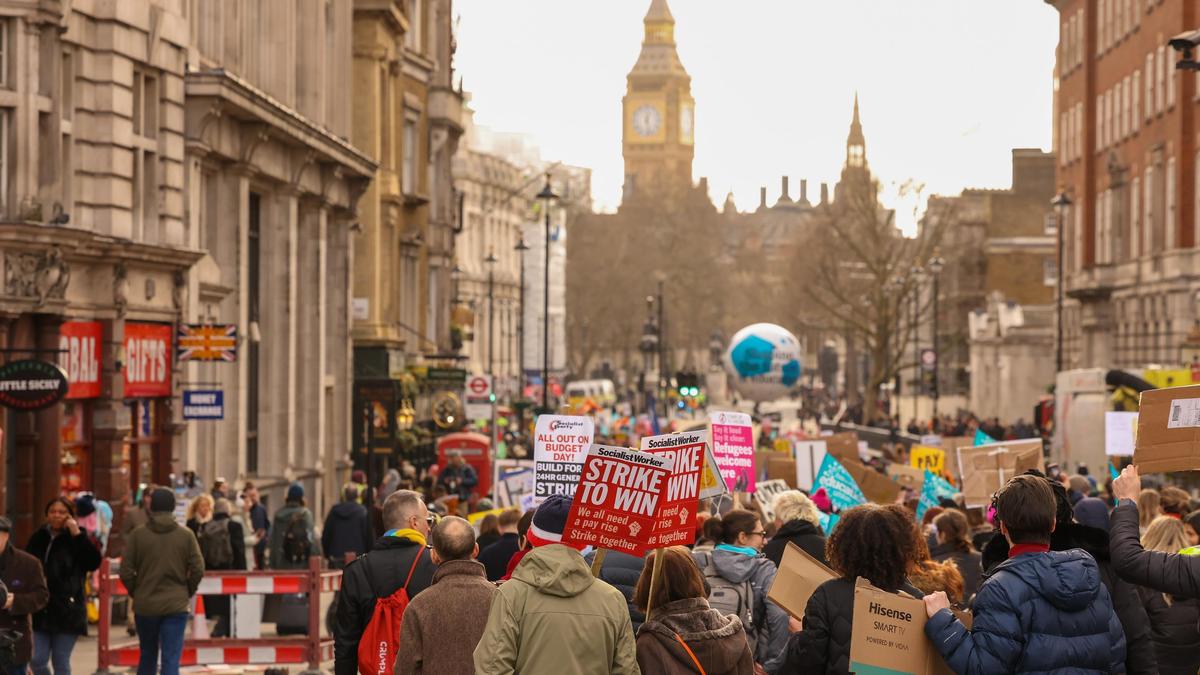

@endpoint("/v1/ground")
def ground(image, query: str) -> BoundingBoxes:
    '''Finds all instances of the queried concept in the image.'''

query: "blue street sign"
[183,390,224,420]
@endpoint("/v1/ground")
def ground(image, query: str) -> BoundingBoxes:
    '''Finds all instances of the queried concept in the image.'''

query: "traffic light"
[676,372,702,398]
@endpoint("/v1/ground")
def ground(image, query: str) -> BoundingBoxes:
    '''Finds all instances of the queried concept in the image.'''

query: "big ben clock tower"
[621,0,694,207]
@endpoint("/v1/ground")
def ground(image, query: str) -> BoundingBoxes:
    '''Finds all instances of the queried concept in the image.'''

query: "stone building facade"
[921,149,1057,399]
[0,0,374,539]
[1048,0,1199,371]
[350,0,464,474]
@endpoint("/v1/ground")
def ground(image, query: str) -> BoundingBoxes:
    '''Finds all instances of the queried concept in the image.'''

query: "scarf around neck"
[384,528,427,547]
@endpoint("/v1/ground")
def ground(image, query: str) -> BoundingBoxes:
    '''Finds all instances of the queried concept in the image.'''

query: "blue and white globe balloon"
[724,323,803,402]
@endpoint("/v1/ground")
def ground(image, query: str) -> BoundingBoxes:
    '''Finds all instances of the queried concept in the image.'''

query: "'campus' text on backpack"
[282,511,312,564]
[356,549,426,675]
[700,552,757,652]
[199,519,233,568]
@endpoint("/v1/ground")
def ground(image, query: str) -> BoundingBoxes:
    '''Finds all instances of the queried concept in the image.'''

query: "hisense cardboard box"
[887,462,926,492]
[767,542,837,620]
[1135,385,1200,473]
[848,578,957,675]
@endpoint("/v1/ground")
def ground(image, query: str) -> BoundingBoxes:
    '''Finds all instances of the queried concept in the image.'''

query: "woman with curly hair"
[782,503,924,674]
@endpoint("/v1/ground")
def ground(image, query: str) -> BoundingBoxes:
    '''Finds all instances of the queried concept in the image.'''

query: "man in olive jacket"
[473,495,637,675]
[120,488,204,675]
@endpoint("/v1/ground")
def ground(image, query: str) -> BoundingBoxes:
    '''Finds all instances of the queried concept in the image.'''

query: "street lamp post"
[639,295,659,415]
[515,237,529,398]
[909,263,922,425]
[1051,191,1072,375]
[536,174,559,412]
[927,250,945,419]
[485,249,498,450]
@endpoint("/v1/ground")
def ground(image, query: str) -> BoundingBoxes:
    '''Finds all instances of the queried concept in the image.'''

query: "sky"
[453,1,1060,235]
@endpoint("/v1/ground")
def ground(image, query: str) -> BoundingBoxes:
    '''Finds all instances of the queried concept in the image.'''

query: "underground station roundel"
[0,359,70,411]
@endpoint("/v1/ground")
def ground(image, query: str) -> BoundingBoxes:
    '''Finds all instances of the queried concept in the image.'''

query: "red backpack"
[356,548,427,675]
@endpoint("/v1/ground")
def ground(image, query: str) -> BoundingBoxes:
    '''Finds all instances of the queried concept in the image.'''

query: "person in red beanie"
[810,488,833,514]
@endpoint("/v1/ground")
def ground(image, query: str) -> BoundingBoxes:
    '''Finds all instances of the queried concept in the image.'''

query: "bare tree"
[796,182,951,421]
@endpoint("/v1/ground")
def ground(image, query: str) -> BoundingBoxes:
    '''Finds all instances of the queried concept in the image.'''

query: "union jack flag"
[177,324,237,362]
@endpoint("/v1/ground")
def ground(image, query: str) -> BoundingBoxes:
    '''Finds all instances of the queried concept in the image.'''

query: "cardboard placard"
[849,578,956,675]
[767,542,836,620]
[754,479,791,522]
[698,440,727,500]
[793,440,829,492]
[1134,385,1200,472]
[887,463,925,493]
[641,430,706,547]
[940,436,974,456]
[836,457,902,505]
[1105,411,1138,457]
[561,444,670,556]
[955,439,1044,508]
[824,432,860,462]
[533,415,595,505]
[492,459,535,509]
[768,456,797,485]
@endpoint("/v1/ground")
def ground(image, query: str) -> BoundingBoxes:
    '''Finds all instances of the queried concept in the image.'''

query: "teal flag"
[814,454,867,511]
[974,428,998,446]
[817,511,841,535]
[917,469,960,521]
[1109,463,1120,481]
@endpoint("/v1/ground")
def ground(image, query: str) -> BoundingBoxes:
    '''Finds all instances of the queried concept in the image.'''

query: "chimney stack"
[780,176,791,202]
[759,187,767,210]
[800,179,809,204]
[820,182,829,204]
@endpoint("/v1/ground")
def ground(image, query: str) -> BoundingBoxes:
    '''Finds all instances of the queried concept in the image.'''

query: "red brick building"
[1049,0,1199,369]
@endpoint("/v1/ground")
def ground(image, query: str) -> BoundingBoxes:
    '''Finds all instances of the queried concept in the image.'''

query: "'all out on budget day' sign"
[533,415,595,505]
[562,445,670,556]
[711,411,756,493]
[641,430,707,547]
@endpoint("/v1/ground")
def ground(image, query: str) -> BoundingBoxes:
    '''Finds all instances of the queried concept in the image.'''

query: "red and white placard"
[124,323,172,398]
[640,430,707,548]
[59,321,102,399]
[562,444,670,557]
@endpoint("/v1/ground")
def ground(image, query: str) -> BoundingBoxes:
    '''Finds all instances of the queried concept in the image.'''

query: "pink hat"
[811,488,833,514]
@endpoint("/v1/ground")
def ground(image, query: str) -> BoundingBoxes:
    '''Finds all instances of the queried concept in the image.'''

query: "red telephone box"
[437,432,492,500]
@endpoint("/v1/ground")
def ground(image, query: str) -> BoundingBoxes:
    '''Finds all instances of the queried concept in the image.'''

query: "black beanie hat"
[150,488,176,513]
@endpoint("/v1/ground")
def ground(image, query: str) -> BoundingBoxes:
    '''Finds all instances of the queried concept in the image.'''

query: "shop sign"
[182,390,224,420]
[177,324,237,362]
[124,323,172,398]
[59,321,102,399]
[0,359,69,411]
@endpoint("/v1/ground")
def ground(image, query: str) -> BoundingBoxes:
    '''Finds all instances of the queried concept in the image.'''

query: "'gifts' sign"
[562,444,670,557]
[59,321,101,399]
[124,323,172,398]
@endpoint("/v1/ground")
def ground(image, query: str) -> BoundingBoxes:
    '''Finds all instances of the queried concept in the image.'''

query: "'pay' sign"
[910,446,945,475]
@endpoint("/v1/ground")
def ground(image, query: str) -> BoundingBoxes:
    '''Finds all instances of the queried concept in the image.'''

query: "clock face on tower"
[680,104,693,141]
[632,105,661,137]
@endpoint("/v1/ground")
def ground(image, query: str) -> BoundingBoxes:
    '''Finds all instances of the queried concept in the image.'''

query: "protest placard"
[711,411,755,492]
[753,479,791,522]
[824,432,860,462]
[492,459,534,509]
[1134,385,1200,472]
[887,462,925,492]
[837,457,902,505]
[919,434,942,447]
[916,469,960,521]
[698,440,727,500]
[910,445,946,475]
[814,454,866,511]
[768,455,797,485]
[849,578,956,675]
[641,430,706,547]
[767,542,836,620]
[533,415,595,505]
[1105,411,1138,457]
[956,439,1043,508]
[561,444,670,556]
[793,440,828,492]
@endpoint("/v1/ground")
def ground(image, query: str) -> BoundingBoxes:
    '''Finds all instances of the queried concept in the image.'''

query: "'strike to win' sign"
[562,444,670,557]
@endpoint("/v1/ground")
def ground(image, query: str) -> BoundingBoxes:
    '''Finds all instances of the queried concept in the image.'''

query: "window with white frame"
[1074,202,1084,272]
[1123,76,1131,138]
[1144,165,1154,253]
[1131,174,1140,258]
[1145,53,1154,120]
[1075,104,1084,160]
[1096,97,1103,153]
[1076,10,1085,66]
[1044,259,1057,287]
[60,48,74,213]
[1168,53,1176,108]
[0,20,10,89]
[1045,211,1058,236]
[1059,112,1068,163]
[131,69,159,242]
[402,114,417,195]
[1133,70,1141,131]
[1157,46,1166,114]
[1167,155,1176,248]
[1100,0,1109,52]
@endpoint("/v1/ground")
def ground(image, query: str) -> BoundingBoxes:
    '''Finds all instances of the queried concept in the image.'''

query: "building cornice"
[0,223,205,270]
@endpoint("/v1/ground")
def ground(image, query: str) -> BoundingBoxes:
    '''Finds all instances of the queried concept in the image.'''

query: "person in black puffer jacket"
[1131,515,1200,675]
[981,470,1157,674]
[26,497,101,675]
[784,504,925,674]
[763,490,827,568]
[333,490,435,675]
[584,549,646,632]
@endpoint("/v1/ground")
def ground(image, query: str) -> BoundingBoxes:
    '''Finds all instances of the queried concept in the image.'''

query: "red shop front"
[123,322,173,492]
[57,321,102,496]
